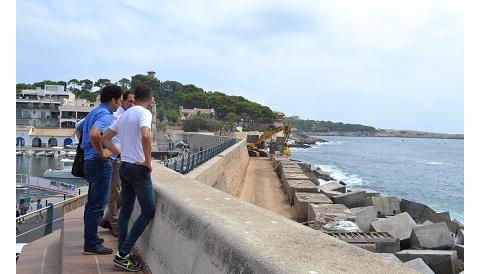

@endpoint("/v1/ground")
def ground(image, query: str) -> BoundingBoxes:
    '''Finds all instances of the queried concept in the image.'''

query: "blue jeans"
[83,158,112,249]
[117,162,156,255]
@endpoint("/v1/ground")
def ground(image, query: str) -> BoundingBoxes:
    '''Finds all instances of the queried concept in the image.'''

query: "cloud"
[16,0,464,133]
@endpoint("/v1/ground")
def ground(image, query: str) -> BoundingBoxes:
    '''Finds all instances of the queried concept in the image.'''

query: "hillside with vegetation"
[285,117,378,132]
[285,117,463,139]
[16,75,276,131]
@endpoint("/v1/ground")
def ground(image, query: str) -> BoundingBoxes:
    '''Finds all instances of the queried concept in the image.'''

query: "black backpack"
[71,134,85,178]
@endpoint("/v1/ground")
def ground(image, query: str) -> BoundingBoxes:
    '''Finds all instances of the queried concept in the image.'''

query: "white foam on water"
[315,164,364,186]
[426,161,443,165]
[417,159,444,165]
[314,141,343,146]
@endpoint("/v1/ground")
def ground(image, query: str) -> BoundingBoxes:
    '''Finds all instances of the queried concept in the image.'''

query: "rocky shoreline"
[272,155,464,274]
[288,131,328,148]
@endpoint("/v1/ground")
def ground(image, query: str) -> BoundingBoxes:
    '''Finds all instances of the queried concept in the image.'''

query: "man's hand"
[99,148,112,160]
[137,160,152,174]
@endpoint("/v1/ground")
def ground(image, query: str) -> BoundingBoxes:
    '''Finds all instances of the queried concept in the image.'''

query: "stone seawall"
[131,163,419,274]
[186,139,249,196]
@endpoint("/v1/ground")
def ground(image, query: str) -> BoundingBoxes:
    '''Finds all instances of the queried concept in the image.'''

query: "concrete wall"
[186,139,249,196]
[132,164,420,274]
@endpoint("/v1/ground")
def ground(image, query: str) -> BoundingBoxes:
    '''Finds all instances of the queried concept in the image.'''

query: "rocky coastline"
[307,129,464,140]
[272,155,464,274]
[288,131,328,148]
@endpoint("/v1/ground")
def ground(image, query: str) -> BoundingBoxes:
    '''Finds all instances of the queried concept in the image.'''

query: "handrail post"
[44,203,54,236]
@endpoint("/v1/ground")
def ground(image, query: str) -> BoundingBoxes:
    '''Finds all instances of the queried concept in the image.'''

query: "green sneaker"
[113,251,143,272]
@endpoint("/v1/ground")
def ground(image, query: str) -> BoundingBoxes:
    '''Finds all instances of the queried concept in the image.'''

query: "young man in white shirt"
[101,85,155,272]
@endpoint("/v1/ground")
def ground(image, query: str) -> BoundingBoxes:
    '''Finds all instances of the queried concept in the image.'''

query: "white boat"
[51,147,66,158]
[45,151,54,157]
[35,151,46,156]
[43,159,76,179]
[16,151,22,156]
[67,151,76,158]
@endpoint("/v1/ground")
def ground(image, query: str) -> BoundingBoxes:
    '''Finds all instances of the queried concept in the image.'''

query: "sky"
[16,0,464,134]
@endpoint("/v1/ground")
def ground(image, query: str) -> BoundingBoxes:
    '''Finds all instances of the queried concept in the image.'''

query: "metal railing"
[16,193,88,243]
[162,137,237,174]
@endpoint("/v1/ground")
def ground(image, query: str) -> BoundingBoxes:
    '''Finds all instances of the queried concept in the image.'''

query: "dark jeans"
[117,162,155,255]
[84,158,112,249]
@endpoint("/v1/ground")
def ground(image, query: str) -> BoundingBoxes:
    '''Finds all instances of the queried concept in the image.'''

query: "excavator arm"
[247,123,292,150]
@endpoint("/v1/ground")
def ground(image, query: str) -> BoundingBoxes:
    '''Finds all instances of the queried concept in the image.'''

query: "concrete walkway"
[17,206,147,274]
[237,157,295,220]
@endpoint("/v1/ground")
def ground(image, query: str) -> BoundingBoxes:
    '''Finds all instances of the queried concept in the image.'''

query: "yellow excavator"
[247,123,292,157]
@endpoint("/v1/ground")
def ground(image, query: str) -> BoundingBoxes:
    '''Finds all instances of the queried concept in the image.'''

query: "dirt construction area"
[236,157,295,220]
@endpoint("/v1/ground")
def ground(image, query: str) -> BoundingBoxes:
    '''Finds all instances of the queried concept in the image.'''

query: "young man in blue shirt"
[78,84,122,255]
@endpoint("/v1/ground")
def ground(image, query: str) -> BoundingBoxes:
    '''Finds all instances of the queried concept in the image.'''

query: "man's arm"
[89,127,112,160]
[140,126,152,174]
[75,119,84,141]
[101,129,121,157]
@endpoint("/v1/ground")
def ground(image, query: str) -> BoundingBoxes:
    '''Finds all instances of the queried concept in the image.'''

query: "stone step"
[17,229,62,274]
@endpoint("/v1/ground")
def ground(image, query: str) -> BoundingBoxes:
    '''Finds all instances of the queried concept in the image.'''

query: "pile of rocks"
[272,156,465,274]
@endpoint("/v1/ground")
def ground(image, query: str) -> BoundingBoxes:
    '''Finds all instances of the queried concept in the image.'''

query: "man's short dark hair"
[100,85,123,103]
[123,90,134,101]
[134,85,153,101]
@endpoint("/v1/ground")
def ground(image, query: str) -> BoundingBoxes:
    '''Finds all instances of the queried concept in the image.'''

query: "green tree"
[94,78,112,89]
[80,79,93,92]
[117,78,131,89]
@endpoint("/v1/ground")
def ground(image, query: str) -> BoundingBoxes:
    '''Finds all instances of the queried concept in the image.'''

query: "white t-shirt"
[111,106,125,151]
[110,106,152,164]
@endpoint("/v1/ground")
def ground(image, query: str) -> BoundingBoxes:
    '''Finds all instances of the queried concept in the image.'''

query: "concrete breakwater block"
[320,189,344,198]
[403,258,435,274]
[410,222,454,250]
[347,188,380,198]
[438,211,451,220]
[282,173,310,181]
[421,220,434,226]
[378,253,403,263]
[287,180,319,205]
[272,157,299,170]
[370,212,417,242]
[326,231,400,253]
[400,199,460,233]
[284,179,314,194]
[457,229,464,245]
[312,168,335,181]
[454,244,463,260]
[331,190,367,208]
[281,173,311,193]
[395,250,458,274]
[366,196,401,217]
[318,181,346,193]
[308,203,351,229]
[281,167,304,174]
[294,192,332,222]
[345,206,378,232]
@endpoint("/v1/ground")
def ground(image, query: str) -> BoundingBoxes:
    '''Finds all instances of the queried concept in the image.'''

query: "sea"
[290,136,464,223]
[15,156,88,204]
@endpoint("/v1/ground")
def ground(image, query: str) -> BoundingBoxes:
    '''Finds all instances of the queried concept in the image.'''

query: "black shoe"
[99,220,113,230]
[113,251,143,272]
[97,237,104,245]
[83,244,113,255]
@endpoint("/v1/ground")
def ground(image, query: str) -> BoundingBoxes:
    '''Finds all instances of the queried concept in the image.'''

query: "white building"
[16,84,96,129]
[16,126,76,148]
[59,98,95,128]
[179,106,215,120]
